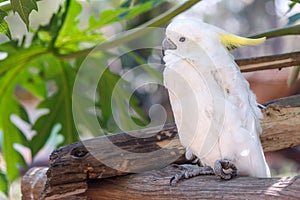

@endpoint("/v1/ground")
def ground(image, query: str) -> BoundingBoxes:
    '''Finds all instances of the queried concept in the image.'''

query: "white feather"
[163,19,270,177]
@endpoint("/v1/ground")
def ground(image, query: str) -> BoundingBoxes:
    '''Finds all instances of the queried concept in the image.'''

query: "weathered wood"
[263,94,300,107]
[260,93,300,153]
[22,95,300,199]
[23,166,300,200]
[39,124,185,199]
[21,167,47,200]
[237,51,300,72]
[86,165,300,200]
[261,105,300,152]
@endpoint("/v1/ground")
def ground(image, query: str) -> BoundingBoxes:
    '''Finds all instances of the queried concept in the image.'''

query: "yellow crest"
[219,33,266,50]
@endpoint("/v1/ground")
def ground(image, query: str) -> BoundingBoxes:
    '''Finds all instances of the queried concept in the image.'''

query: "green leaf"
[124,49,163,82]
[96,60,147,132]
[0,53,58,159]
[72,56,108,137]
[54,0,106,53]
[0,169,8,196]
[55,0,81,43]
[0,41,49,75]
[32,6,65,46]
[0,73,27,184]
[287,1,300,15]
[289,2,296,10]
[86,0,166,31]
[287,13,300,25]
[15,65,47,99]
[31,60,78,156]
[18,102,30,124]
[11,0,38,29]
[74,56,147,134]
[0,9,11,39]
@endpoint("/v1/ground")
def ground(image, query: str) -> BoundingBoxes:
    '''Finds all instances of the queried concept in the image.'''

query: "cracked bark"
[21,95,300,199]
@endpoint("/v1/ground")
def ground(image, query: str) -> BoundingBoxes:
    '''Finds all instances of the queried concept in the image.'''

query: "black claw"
[170,172,185,186]
[214,159,238,180]
[169,165,215,185]
[170,176,176,186]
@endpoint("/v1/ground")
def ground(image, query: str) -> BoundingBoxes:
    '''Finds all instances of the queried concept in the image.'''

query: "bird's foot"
[214,159,238,180]
[170,165,214,185]
[185,148,200,164]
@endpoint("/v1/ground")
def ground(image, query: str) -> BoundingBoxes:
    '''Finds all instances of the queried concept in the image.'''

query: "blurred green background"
[0,0,299,199]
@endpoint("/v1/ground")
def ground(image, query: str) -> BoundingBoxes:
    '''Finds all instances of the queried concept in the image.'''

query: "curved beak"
[162,38,177,56]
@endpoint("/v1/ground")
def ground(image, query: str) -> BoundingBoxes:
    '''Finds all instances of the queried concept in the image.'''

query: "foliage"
[1,0,300,197]
[0,0,202,196]
[10,0,38,29]
[0,9,10,39]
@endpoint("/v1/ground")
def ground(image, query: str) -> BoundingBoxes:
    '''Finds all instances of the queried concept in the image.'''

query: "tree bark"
[21,95,300,199]
[86,165,300,200]
[23,165,300,200]
[237,51,300,72]
[21,167,48,200]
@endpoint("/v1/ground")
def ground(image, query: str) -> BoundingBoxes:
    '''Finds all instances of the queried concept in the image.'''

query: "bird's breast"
[163,58,225,152]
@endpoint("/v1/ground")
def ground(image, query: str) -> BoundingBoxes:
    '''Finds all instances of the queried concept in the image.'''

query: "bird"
[162,18,270,183]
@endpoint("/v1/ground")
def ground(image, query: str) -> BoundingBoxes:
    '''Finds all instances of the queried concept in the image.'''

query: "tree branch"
[23,166,300,200]
[56,0,202,59]
[56,23,300,60]
[236,51,300,72]
[87,166,300,200]
[21,95,300,199]
[250,24,300,39]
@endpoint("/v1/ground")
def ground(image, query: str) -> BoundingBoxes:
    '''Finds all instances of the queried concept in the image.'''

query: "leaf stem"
[59,60,74,144]
[249,24,300,39]
[0,1,11,12]
[52,0,71,47]
[56,0,202,59]
[56,2,300,60]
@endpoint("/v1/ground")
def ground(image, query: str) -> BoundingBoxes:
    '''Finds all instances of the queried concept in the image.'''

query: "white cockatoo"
[162,19,270,182]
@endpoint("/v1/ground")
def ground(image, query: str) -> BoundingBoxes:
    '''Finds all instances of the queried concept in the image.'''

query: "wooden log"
[21,167,47,200]
[39,124,185,199]
[22,95,300,199]
[23,165,300,200]
[237,51,300,72]
[86,165,300,200]
[261,105,300,152]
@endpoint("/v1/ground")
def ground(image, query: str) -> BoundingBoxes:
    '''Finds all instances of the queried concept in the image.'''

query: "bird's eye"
[179,37,186,42]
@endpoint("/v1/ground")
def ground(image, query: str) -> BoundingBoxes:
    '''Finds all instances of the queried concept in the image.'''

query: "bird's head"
[162,19,265,63]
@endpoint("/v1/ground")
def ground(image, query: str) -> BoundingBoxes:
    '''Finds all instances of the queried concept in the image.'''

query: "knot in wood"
[70,147,88,158]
